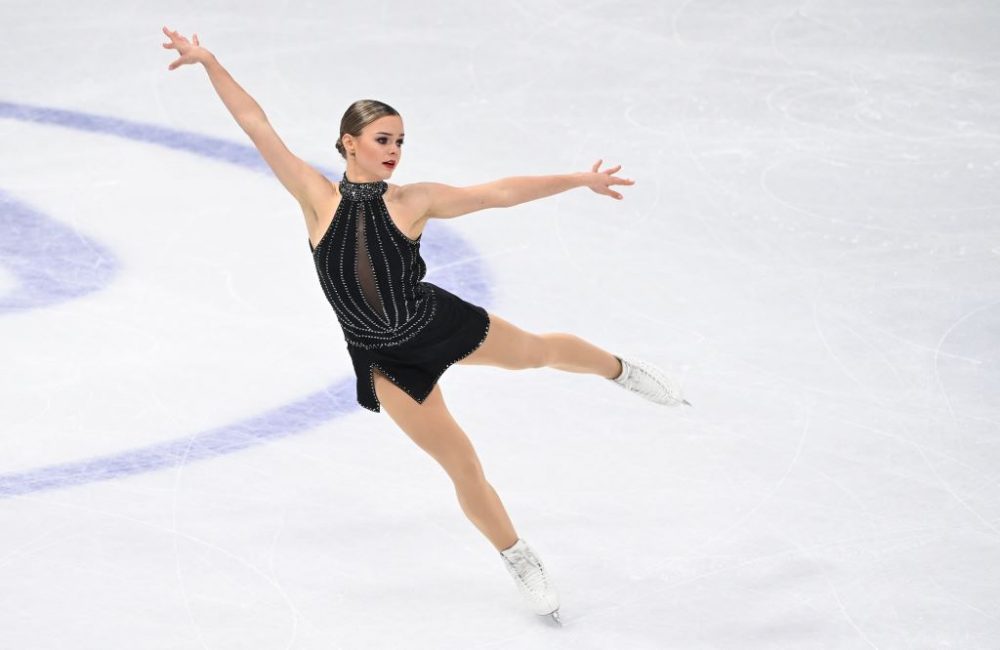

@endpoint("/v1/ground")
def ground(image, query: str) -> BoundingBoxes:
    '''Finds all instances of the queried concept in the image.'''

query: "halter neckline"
[339,172,388,200]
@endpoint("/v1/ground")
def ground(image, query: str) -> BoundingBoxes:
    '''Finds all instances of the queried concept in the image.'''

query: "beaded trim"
[311,173,436,350]
[342,288,437,349]
[312,178,419,253]
[356,201,391,325]
[309,198,345,255]
[339,173,388,200]
[361,311,492,412]
[310,171,492,413]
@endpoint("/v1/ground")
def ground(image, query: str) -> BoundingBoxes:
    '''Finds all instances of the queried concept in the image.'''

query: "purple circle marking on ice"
[0,100,493,497]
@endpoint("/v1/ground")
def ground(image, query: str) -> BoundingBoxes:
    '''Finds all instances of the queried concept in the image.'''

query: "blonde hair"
[336,99,401,159]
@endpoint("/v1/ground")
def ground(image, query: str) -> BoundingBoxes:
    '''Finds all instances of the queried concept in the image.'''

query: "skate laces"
[629,360,683,402]
[504,548,546,593]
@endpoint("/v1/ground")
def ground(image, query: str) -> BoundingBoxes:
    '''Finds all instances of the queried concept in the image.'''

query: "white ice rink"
[2,1,999,648]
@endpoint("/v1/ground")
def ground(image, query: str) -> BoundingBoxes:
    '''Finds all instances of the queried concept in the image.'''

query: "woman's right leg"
[373,369,519,552]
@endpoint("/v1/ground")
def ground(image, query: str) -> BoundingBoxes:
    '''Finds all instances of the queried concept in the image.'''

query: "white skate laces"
[609,355,692,407]
[499,538,561,624]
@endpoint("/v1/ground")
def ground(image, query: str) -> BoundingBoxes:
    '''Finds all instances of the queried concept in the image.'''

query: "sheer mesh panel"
[355,204,386,319]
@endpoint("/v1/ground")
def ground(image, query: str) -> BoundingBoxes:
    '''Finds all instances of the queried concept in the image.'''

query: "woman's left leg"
[459,312,623,380]
[373,369,519,552]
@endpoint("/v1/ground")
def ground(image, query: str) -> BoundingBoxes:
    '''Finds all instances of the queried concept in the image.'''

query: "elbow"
[238,112,269,133]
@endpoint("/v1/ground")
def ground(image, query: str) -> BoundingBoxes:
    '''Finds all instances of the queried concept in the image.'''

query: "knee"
[447,455,487,487]
[537,332,581,368]
[532,333,554,369]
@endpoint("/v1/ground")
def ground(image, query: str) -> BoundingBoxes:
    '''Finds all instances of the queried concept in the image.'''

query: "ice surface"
[1,1,998,648]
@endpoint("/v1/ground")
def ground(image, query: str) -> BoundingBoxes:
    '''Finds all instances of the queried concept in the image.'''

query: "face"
[343,114,404,181]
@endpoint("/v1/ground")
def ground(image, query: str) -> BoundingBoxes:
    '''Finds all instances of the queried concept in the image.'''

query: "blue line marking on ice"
[0,383,358,497]
[0,100,494,498]
[0,189,119,312]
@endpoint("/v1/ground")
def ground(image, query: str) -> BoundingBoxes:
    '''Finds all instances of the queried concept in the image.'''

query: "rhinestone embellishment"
[310,170,490,414]
[339,173,388,200]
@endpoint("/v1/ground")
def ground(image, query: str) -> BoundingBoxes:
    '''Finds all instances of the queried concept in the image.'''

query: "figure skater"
[162,26,690,625]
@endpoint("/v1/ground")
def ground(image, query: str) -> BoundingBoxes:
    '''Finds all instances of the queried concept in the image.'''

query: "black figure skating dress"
[309,172,491,413]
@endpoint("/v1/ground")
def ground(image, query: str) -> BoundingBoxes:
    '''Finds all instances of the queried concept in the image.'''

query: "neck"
[343,166,382,184]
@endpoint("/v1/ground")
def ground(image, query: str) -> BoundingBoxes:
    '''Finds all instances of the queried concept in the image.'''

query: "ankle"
[610,355,624,380]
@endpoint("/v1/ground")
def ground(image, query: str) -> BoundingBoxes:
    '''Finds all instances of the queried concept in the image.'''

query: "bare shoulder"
[391,181,431,207]
[388,182,434,220]
[390,180,501,221]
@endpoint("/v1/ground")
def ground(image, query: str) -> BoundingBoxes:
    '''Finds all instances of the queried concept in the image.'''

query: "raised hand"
[161,26,210,70]
[583,159,635,200]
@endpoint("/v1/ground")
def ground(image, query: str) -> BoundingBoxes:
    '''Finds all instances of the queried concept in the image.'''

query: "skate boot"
[608,355,692,407]
[500,538,562,625]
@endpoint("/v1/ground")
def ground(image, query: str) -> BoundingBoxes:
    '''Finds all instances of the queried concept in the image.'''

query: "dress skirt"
[347,282,491,413]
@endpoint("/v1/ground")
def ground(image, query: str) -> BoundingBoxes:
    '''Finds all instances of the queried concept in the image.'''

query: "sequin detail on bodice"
[310,173,436,349]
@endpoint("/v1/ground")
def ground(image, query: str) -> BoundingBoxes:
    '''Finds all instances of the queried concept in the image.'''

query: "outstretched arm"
[410,160,635,221]
[498,160,635,204]
[161,27,331,213]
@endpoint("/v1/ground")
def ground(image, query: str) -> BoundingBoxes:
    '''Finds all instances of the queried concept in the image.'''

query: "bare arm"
[162,27,332,213]
[201,53,266,126]
[494,174,587,207]
[410,160,634,221]
[499,160,634,204]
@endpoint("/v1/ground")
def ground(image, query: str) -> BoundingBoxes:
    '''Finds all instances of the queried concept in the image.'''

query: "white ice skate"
[500,538,562,625]
[608,355,692,407]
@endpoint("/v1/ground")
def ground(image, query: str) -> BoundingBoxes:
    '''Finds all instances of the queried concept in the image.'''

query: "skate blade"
[542,609,563,626]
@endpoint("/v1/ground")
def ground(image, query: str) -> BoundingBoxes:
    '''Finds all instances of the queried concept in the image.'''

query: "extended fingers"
[162,26,189,43]
[606,175,634,200]
[587,160,633,198]
[591,160,625,175]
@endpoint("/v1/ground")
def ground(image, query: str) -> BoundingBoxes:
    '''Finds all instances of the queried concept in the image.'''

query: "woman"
[162,26,690,625]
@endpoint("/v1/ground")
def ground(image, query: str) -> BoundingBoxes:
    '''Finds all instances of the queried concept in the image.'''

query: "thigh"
[457,311,547,370]
[372,368,485,484]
